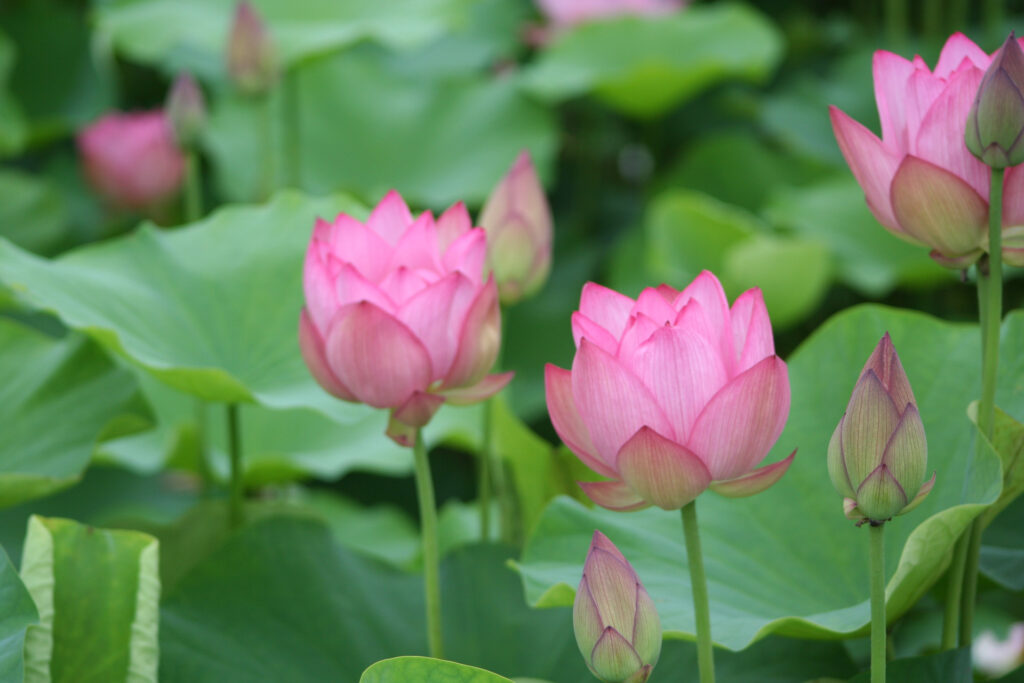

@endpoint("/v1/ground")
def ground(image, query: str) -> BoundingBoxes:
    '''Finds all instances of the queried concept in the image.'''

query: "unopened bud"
[226,1,276,95]
[165,73,206,148]
[966,33,1024,169]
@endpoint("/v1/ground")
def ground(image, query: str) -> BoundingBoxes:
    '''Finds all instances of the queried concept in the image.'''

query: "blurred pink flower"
[545,271,793,511]
[300,191,513,445]
[77,111,185,210]
[537,0,683,29]
[831,32,1024,268]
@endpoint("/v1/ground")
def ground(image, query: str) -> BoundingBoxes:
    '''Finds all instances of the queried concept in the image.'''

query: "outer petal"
[298,309,357,401]
[545,364,616,478]
[890,155,988,258]
[841,370,901,486]
[324,301,433,409]
[572,311,620,355]
[442,372,514,406]
[572,339,676,466]
[397,272,474,379]
[367,189,414,245]
[898,471,936,516]
[856,463,909,521]
[873,50,917,148]
[861,332,916,412]
[590,627,644,683]
[828,416,856,498]
[728,287,774,375]
[881,405,927,498]
[830,106,907,237]
[303,235,339,332]
[934,32,992,78]
[579,282,635,341]
[685,355,791,480]
[578,480,648,511]
[392,391,445,428]
[442,278,500,389]
[584,548,638,636]
[616,427,712,510]
[709,449,795,498]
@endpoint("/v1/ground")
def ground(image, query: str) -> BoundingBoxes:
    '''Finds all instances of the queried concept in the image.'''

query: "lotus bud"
[574,531,661,683]
[966,33,1024,169]
[828,333,935,525]
[478,151,552,304]
[227,1,277,96]
[165,73,206,149]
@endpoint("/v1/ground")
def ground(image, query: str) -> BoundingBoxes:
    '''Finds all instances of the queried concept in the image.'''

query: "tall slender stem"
[869,523,887,683]
[227,403,243,528]
[942,535,967,649]
[885,0,908,47]
[960,166,1005,646]
[259,93,275,200]
[282,69,301,188]
[682,501,715,683]
[413,431,444,659]
[479,399,493,541]
[184,150,202,223]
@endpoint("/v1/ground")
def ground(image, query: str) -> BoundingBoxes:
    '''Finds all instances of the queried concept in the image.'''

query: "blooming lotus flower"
[830,32,1024,268]
[300,191,513,446]
[828,333,935,525]
[967,34,1024,169]
[537,0,683,28]
[165,73,206,148]
[545,271,794,511]
[974,623,1024,678]
[227,1,276,95]
[77,111,185,210]
[478,151,552,304]
[574,531,661,683]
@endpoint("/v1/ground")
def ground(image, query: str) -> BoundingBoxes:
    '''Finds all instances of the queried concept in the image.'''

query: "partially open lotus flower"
[966,33,1024,169]
[828,333,935,525]
[545,271,794,511]
[574,531,661,683]
[77,111,185,211]
[830,32,1024,268]
[165,73,206,148]
[227,1,276,95]
[300,191,513,446]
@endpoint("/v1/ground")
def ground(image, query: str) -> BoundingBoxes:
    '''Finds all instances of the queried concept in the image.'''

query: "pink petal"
[578,480,648,511]
[385,414,417,448]
[655,283,679,302]
[436,201,472,252]
[397,272,475,379]
[841,370,902,486]
[903,68,948,151]
[590,628,644,680]
[686,355,791,480]
[443,371,514,405]
[328,214,392,283]
[324,301,433,409]
[571,339,675,466]
[442,278,500,389]
[830,106,906,237]
[729,288,774,375]
[572,311,620,355]
[616,313,661,363]
[392,391,445,428]
[631,287,677,325]
[335,263,396,313]
[631,325,728,443]
[616,426,712,510]
[442,228,486,284]
[1002,164,1024,227]
[377,267,433,305]
[873,50,917,149]
[587,530,628,565]
[583,547,640,636]
[545,364,616,478]
[367,189,414,245]
[860,332,916,411]
[302,237,339,333]
[579,282,635,341]
[389,211,443,273]
[890,155,988,258]
[914,65,988,198]
[934,32,991,79]
[673,271,731,348]
[709,449,795,498]
[298,309,357,401]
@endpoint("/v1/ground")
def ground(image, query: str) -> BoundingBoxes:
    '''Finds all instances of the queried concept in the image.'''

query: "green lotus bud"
[165,73,206,148]
[226,1,277,96]
[966,33,1024,169]
[827,333,935,525]
[574,531,661,683]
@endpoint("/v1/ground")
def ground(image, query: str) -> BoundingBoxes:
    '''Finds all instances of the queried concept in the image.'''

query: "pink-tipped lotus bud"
[165,73,206,148]
[227,1,276,95]
[828,333,935,525]
[966,33,1024,169]
[574,531,661,683]
[478,151,553,304]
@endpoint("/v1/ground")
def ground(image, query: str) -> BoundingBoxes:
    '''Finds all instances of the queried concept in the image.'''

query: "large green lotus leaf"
[0,545,37,682]
[205,49,556,208]
[362,658,512,683]
[20,516,160,682]
[980,493,1024,591]
[94,0,470,78]
[516,305,1016,650]
[0,192,377,420]
[520,4,782,118]
[847,648,971,683]
[0,320,151,508]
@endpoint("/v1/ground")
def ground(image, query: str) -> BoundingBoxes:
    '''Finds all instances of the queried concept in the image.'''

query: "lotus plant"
[574,531,661,683]
[165,73,207,222]
[226,1,276,96]
[537,0,683,29]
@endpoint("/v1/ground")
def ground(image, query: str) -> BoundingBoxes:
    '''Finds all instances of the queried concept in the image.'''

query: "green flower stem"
[869,523,886,683]
[414,430,444,659]
[885,0,908,47]
[260,93,275,200]
[227,403,243,528]
[682,501,715,683]
[942,535,967,649]
[282,69,301,188]
[184,149,202,223]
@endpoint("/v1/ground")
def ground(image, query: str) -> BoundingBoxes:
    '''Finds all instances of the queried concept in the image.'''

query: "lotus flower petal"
[298,309,357,402]
[578,480,648,511]
[616,427,712,509]
[579,282,635,341]
[545,364,615,478]
[367,190,414,245]
[710,450,796,498]
[443,277,500,389]
[442,372,514,406]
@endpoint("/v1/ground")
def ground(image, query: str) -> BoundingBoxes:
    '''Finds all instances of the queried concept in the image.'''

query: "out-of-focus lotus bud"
[77,110,185,210]
[165,73,206,148]
[227,1,276,95]
[574,531,661,683]
[828,333,935,525]
[974,623,1024,678]
[967,34,1024,169]
[478,151,553,304]
[299,191,513,446]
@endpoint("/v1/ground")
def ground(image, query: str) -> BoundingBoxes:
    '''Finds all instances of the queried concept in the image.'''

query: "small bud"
[226,1,276,95]
[827,333,935,525]
[165,73,206,148]
[966,33,1024,169]
[478,151,553,305]
[574,531,661,683]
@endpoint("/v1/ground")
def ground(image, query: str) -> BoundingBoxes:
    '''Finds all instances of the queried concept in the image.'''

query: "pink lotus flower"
[77,111,185,210]
[536,0,683,29]
[300,191,513,446]
[545,272,794,511]
[831,32,1024,268]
